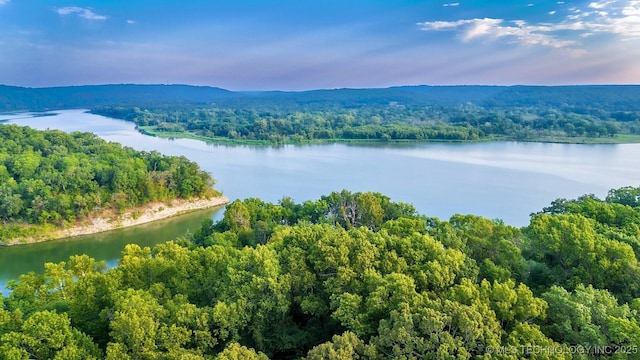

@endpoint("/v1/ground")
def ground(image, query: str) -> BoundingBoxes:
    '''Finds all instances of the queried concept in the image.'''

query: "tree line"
[3,188,640,358]
[93,102,636,145]
[3,83,640,144]
[0,124,218,242]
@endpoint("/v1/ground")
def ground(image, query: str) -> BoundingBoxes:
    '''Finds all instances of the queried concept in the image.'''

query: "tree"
[437,214,525,283]
[541,285,640,349]
[0,310,101,360]
[223,202,252,232]
[216,343,269,360]
[505,323,571,360]
[106,289,166,359]
[607,186,640,207]
[304,332,375,360]
[355,193,384,230]
[524,213,640,300]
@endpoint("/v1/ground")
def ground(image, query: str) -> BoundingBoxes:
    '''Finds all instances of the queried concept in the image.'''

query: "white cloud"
[56,6,107,20]
[443,2,460,6]
[622,0,640,15]
[419,19,471,30]
[418,18,576,48]
[127,20,136,24]
[419,0,640,48]
[588,1,615,9]
[581,1,640,37]
[0,0,9,5]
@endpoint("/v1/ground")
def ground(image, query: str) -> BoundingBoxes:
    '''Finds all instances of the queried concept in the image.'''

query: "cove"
[2,109,640,293]
[0,208,220,296]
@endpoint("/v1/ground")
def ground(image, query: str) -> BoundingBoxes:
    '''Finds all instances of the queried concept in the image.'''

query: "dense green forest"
[95,102,635,144]
[89,85,640,144]
[3,188,640,358]
[0,124,218,243]
[3,84,640,144]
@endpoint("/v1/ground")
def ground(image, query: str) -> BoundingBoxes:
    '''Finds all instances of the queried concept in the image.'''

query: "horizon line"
[3,82,640,93]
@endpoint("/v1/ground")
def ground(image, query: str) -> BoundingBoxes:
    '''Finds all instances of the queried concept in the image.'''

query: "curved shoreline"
[5,196,230,246]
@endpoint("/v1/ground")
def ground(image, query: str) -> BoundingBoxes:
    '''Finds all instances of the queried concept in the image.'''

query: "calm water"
[0,208,220,295]
[2,109,640,293]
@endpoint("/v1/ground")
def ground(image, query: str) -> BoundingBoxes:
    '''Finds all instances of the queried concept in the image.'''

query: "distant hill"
[229,86,505,110]
[481,85,640,111]
[1,83,640,112]
[194,84,640,112]
[0,84,236,112]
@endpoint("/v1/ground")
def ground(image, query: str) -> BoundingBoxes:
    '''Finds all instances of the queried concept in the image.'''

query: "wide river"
[1,109,640,294]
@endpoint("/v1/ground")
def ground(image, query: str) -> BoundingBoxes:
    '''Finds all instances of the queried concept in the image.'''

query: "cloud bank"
[418,0,640,48]
[418,18,577,48]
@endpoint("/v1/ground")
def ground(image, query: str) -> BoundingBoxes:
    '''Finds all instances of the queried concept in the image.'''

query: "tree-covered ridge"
[3,84,640,112]
[3,189,640,359]
[0,124,218,242]
[0,84,235,112]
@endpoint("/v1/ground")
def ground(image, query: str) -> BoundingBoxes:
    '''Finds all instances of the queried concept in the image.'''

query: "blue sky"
[0,0,639,90]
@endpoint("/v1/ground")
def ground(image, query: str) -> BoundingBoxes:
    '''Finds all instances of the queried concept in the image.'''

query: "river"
[1,109,640,294]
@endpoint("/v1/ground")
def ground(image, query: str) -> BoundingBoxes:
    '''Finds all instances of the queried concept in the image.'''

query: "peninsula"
[0,124,227,245]
[3,196,229,245]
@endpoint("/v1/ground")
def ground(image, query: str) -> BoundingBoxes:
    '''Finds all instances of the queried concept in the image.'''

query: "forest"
[94,103,631,144]
[0,124,218,243]
[89,85,640,144]
[3,187,640,359]
[3,84,640,144]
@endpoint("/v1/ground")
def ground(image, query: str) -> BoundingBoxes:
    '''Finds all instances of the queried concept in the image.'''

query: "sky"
[0,0,639,90]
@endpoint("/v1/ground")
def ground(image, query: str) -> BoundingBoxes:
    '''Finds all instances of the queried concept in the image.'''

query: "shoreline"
[135,126,640,146]
[4,196,230,246]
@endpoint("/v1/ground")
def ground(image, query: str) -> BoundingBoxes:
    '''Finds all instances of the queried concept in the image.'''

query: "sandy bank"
[6,196,229,245]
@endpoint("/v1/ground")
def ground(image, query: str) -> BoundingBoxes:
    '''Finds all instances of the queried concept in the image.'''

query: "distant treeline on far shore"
[3,83,640,144]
